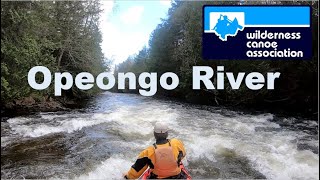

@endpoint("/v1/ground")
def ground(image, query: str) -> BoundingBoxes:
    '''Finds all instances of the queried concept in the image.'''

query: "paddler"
[124,122,187,179]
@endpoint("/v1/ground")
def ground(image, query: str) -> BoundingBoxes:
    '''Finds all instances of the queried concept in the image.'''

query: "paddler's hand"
[122,172,128,179]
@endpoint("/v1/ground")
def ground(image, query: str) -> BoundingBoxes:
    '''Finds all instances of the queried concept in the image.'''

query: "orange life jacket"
[152,140,181,178]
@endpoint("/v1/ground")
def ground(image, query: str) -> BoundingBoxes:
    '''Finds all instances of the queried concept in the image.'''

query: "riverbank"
[1,96,90,119]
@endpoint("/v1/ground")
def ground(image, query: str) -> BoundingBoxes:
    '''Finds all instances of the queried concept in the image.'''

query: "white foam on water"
[7,117,34,125]
[186,134,235,162]
[5,102,179,139]
[39,112,73,121]
[171,110,318,180]
[206,114,318,180]
[106,105,180,136]
[82,109,317,180]
[7,114,111,137]
[3,93,318,179]
[1,137,12,147]
[239,133,319,180]
[77,155,133,180]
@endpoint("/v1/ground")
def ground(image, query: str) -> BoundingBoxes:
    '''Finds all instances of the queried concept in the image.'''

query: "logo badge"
[208,12,244,41]
[202,6,312,60]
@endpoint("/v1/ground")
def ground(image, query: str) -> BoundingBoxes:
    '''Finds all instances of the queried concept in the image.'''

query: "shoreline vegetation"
[1,0,109,117]
[1,1,318,119]
[113,1,318,119]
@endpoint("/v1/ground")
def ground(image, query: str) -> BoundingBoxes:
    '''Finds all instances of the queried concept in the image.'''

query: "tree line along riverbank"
[113,1,318,119]
[1,1,109,115]
[1,1,318,119]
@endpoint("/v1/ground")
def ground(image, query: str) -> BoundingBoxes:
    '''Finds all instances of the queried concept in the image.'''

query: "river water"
[1,92,319,179]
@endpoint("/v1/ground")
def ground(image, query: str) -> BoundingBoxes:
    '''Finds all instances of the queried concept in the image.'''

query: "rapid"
[1,92,318,179]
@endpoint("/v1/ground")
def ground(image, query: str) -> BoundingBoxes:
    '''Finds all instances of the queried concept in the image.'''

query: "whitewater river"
[1,92,319,179]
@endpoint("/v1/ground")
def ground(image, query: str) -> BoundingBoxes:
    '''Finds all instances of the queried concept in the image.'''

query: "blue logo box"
[202,6,312,60]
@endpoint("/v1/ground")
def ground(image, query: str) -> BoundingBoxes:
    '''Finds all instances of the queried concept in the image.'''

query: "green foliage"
[1,1,110,102]
[114,0,318,115]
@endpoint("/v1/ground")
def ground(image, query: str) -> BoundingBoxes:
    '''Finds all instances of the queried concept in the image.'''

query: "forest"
[1,0,318,118]
[1,1,110,111]
[114,0,318,117]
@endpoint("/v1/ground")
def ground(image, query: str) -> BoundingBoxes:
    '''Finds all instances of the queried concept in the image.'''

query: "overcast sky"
[100,0,172,66]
